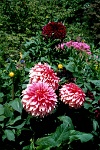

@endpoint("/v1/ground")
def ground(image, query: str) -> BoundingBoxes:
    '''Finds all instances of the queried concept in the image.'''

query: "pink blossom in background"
[59,83,85,108]
[21,82,57,117]
[65,41,72,48]
[29,62,60,90]
[57,41,91,55]
[57,43,66,49]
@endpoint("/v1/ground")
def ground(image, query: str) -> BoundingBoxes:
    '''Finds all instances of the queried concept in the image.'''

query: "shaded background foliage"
[0,0,99,63]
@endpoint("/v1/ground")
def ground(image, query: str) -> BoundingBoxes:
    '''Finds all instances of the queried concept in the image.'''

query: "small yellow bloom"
[9,72,15,77]
[46,16,49,18]
[58,64,63,69]
[19,52,22,59]
[82,40,85,43]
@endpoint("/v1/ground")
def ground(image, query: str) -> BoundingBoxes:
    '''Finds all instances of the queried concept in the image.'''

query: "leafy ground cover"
[0,0,100,150]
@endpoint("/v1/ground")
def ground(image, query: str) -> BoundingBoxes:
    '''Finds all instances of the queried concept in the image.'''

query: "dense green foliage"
[0,0,100,150]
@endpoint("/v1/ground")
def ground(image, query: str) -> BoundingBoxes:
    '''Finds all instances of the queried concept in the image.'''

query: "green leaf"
[36,116,74,149]
[22,84,27,89]
[4,104,13,117]
[8,121,26,129]
[0,115,6,121]
[22,51,29,58]
[93,120,99,131]
[4,129,15,141]
[89,80,100,87]
[9,98,22,113]
[0,104,4,115]
[69,130,93,143]
[6,116,21,126]
[36,145,51,150]
[64,62,75,72]
[59,77,66,85]
[0,92,4,97]
[75,133,93,143]
[0,97,3,102]
[83,102,92,109]
[22,145,30,150]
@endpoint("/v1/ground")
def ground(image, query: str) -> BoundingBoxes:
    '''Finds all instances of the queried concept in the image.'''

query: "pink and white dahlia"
[21,82,57,117]
[29,62,60,90]
[59,83,85,108]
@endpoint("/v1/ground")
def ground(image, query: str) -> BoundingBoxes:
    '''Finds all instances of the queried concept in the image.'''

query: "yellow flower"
[82,40,85,43]
[19,52,22,59]
[9,72,15,77]
[46,16,49,18]
[58,64,63,69]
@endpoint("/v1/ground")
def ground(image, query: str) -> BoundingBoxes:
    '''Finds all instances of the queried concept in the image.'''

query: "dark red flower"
[42,22,66,40]
[95,109,100,119]
[86,90,94,100]
[98,100,100,105]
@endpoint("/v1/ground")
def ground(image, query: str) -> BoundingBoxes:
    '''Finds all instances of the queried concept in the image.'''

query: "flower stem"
[12,78,14,100]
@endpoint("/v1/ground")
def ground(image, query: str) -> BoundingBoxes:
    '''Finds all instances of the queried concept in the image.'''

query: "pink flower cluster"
[21,63,85,117]
[58,41,91,55]
[22,62,59,117]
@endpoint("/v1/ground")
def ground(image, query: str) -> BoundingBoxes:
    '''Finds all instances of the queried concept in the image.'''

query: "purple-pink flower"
[59,83,85,108]
[57,41,91,55]
[21,82,57,117]
[29,62,60,90]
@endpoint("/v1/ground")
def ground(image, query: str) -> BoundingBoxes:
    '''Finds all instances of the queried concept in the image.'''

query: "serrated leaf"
[9,98,22,113]
[4,129,15,141]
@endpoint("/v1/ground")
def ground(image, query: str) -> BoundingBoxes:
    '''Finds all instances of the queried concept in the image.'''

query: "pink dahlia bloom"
[29,62,60,90]
[57,43,66,49]
[21,82,57,117]
[42,22,66,40]
[57,41,91,55]
[59,83,85,108]
[65,41,73,48]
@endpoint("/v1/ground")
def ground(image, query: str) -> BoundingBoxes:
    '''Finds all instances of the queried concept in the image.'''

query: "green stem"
[12,78,14,100]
